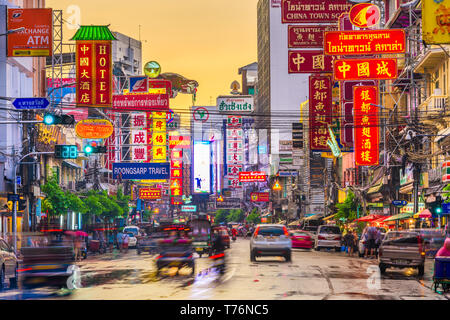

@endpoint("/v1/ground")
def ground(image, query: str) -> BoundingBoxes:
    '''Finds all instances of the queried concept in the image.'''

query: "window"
[319,226,341,234]
[258,227,284,236]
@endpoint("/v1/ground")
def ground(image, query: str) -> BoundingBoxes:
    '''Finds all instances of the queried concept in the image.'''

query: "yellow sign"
[273,180,282,191]
[153,146,167,161]
[152,132,167,146]
[321,152,335,158]
[75,119,114,139]
[423,0,450,44]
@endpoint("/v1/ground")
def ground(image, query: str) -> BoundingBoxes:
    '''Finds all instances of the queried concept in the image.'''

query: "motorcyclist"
[211,230,226,274]
[231,227,238,240]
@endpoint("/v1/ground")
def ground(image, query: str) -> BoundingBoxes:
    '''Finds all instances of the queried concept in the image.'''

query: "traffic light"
[435,207,442,214]
[43,114,75,125]
[83,141,107,155]
[54,145,78,159]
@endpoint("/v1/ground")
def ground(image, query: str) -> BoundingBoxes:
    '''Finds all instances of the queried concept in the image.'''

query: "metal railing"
[419,94,448,115]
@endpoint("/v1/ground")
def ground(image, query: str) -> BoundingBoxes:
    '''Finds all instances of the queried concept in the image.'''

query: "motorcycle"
[209,251,226,275]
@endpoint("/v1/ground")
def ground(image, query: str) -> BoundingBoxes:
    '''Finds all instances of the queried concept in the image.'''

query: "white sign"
[217,96,254,113]
[193,141,211,194]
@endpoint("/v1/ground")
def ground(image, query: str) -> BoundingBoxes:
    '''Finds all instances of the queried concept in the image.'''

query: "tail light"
[283,227,289,237]
[318,235,326,240]
[253,227,260,237]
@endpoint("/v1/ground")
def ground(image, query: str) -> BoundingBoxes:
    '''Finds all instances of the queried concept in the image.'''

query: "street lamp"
[0,27,25,37]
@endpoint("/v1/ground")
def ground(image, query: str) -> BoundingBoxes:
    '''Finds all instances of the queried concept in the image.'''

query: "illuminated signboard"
[288,50,333,73]
[169,135,191,149]
[75,119,114,139]
[288,25,338,48]
[333,58,398,81]
[139,188,162,200]
[76,41,113,107]
[7,8,53,57]
[349,3,381,29]
[353,86,379,166]
[251,192,270,203]
[281,0,352,23]
[239,172,267,183]
[193,141,211,194]
[324,29,406,56]
[112,94,169,112]
[309,75,332,151]
[422,0,450,45]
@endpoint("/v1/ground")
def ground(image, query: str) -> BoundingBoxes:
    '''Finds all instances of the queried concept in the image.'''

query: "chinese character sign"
[288,25,338,48]
[333,58,397,81]
[132,130,148,162]
[288,50,333,73]
[281,0,352,23]
[353,86,379,166]
[309,75,332,151]
[76,41,112,106]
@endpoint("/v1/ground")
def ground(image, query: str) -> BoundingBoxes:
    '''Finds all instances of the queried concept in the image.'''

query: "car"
[123,226,141,237]
[413,229,446,258]
[0,238,18,290]
[378,230,426,276]
[358,226,387,257]
[314,225,342,252]
[250,224,292,262]
[303,225,318,235]
[289,230,314,249]
[126,233,138,248]
[213,226,231,249]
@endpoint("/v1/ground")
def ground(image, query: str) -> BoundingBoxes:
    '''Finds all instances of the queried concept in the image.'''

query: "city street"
[1,238,447,300]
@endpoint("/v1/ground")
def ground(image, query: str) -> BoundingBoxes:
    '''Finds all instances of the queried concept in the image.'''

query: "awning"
[303,214,324,221]
[424,184,444,197]
[288,220,301,226]
[62,160,82,169]
[367,183,383,195]
[413,209,433,219]
[323,214,337,221]
[384,212,413,222]
[278,220,286,225]
[354,214,384,223]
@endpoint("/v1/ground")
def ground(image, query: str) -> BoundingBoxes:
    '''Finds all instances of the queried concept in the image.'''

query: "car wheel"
[335,247,341,252]
[250,250,256,262]
[315,246,321,251]
[418,265,425,276]
[10,265,18,289]
[285,252,292,262]
[379,263,387,274]
[0,266,4,291]
[198,253,202,258]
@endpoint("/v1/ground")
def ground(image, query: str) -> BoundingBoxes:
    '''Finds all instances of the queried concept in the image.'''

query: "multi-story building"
[112,31,142,77]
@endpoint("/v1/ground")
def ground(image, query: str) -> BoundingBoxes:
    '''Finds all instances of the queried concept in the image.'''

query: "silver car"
[0,238,18,290]
[250,224,292,262]
[314,225,342,252]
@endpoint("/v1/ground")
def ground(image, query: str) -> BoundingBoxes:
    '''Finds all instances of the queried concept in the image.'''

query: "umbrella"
[413,209,432,219]
[76,231,88,237]
[354,214,384,222]
[64,231,77,236]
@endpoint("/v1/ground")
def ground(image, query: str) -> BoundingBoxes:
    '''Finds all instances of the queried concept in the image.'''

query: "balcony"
[418,93,449,117]
[414,47,448,74]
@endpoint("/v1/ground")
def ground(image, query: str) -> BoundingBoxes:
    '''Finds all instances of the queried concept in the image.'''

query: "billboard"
[353,86,379,166]
[309,75,332,151]
[7,8,53,57]
[239,172,267,183]
[112,163,170,180]
[75,119,114,139]
[288,50,333,73]
[422,0,450,44]
[281,0,352,23]
[112,94,170,112]
[333,58,397,81]
[324,29,406,55]
[251,192,270,202]
[139,188,162,200]
[288,25,338,48]
[217,96,254,113]
[193,141,211,194]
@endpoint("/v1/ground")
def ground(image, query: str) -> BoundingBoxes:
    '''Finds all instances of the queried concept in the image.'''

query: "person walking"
[108,232,115,253]
[74,235,82,261]
[117,230,123,253]
[344,230,355,257]
[122,232,129,253]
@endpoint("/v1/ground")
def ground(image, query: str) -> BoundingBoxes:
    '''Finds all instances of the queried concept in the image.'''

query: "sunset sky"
[46,0,259,117]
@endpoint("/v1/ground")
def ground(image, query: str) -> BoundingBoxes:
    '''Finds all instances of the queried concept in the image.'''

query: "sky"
[46,0,259,120]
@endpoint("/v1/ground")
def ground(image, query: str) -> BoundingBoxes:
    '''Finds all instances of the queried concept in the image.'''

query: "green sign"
[327,126,341,158]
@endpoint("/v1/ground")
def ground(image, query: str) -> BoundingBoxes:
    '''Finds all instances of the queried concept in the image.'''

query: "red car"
[290,230,313,249]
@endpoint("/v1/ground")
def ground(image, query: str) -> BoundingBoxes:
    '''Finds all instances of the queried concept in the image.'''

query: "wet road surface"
[0,238,448,300]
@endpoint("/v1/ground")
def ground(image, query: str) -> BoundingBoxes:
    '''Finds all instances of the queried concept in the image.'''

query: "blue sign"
[279,171,299,177]
[13,98,49,110]
[258,146,267,154]
[392,200,408,207]
[442,203,450,214]
[129,76,148,93]
[16,176,21,185]
[113,162,170,180]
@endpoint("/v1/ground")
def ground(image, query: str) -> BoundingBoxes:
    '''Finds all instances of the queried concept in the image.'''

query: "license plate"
[196,248,203,251]
[394,259,409,265]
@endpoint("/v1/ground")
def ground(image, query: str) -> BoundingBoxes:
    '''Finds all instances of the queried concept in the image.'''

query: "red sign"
[140,188,162,200]
[333,58,398,81]
[288,25,338,48]
[281,0,352,23]
[354,86,379,166]
[148,79,172,97]
[7,8,53,57]
[76,41,112,107]
[251,192,270,203]
[239,172,267,183]
[309,75,332,150]
[349,3,381,29]
[169,136,191,149]
[112,94,169,112]
[324,29,406,55]
[288,50,333,73]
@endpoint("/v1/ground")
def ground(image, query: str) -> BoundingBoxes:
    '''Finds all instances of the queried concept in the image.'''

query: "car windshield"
[124,228,138,236]
[384,232,418,241]
[319,226,340,234]
[258,227,284,236]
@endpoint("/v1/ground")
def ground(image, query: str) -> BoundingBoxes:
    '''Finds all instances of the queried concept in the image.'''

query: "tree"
[227,209,245,223]
[335,190,358,223]
[116,187,131,218]
[246,208,261,224]
[41,173,69,217]
[215,209,229,224]
[443,184,450,203]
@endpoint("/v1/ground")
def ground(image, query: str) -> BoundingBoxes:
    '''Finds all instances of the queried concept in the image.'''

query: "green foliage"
[335,190,358,223]
[41,173,69,217]
[227,209,245,223]
[215,209,229,224]
[443,184,450,203]
[246,208,261,224]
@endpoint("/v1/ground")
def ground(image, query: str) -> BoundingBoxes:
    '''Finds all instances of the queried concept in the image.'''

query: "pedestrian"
[365,226,377,259]
[108,232,115,253]
[344,230,355,257]
[436,238,450,257]
[122,232,129,253]
[117,230,123,252]
[74,235,82,261]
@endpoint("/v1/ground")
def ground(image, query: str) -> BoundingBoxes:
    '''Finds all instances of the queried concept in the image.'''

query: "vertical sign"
[76,41,112,107]
[193,142,211,194]
[353,86,379,166]
[170,149,183,197]
[309,75,332,150]
[152,111,167,162]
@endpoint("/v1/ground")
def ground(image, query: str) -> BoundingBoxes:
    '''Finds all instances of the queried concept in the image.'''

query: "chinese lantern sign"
[309,75,332,151]
[333,58,397,81]
[170,149,183,198]
[353,86,379,166]
[76,41,112,107]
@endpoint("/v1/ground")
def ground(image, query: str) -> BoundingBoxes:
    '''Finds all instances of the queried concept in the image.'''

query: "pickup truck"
[378,231,426,276]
